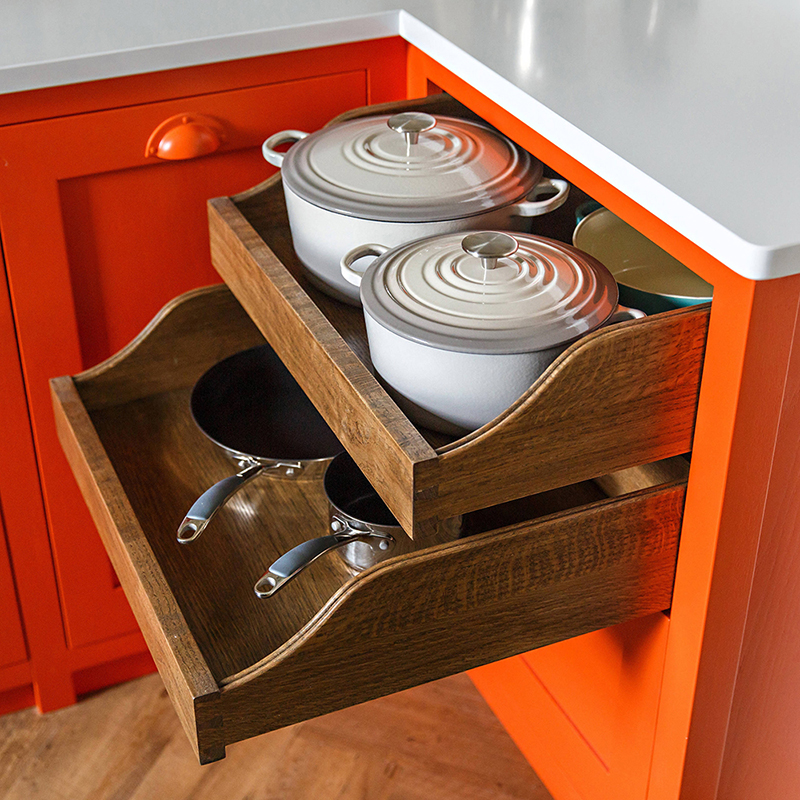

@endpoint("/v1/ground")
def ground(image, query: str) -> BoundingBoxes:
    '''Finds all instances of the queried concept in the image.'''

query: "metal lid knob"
[461,231,520,270]
[387,112,436,146]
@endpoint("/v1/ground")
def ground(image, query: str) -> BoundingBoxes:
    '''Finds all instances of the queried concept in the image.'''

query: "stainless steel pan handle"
[177,460,302,543]
[177,463,263,543]
[254,525,393,598]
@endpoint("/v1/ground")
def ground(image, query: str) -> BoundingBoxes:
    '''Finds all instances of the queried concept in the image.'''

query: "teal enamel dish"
[573,208,713,314]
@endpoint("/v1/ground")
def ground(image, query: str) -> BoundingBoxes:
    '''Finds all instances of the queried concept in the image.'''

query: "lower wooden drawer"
[51,285,685,763]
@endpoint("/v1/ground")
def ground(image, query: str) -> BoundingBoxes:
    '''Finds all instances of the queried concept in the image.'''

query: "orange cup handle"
[145,113,225,160]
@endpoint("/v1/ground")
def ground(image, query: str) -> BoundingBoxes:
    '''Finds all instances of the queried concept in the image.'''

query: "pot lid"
[281,113,541,222]
[360,232,619,354]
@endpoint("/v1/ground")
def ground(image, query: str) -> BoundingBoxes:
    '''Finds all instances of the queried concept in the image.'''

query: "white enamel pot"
[263,112,569,305]
[341,231,644,435]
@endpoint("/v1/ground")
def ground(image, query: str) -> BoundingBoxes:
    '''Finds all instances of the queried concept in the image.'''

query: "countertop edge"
[0,12,401,97]
[399,12,797,283]
[0,8,796,282]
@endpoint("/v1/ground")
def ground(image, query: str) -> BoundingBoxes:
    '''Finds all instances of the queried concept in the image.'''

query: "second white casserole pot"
[263,112,569,304]
[341,231,644,435]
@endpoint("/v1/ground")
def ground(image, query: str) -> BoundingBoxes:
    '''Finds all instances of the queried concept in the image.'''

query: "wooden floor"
[0,672,554,800]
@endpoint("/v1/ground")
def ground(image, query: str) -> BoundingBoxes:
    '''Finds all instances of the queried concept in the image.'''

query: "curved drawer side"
[214,481,684,757]
[428,304,710,517]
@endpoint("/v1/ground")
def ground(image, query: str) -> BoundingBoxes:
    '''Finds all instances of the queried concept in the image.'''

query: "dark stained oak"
[51,372,222,761]
[73,284,266,410]
[208,94,709,542]
[214,481,684,755]
[430,305,707,517]
[52,285,687,763]
[209,190,708,538]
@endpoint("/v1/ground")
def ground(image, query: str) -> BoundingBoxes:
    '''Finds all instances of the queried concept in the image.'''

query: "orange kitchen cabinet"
[0,252,75,713]
[0,38,408,711]
[0,517,28,672]
[408,45,800,800]
[0,466,33,714]
[7,30,787,798]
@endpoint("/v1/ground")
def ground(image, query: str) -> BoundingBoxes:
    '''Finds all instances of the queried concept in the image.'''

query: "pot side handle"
[262,130,309,168]
[607,305,647,324]
[340,243,390,288]
[510,177,570,217]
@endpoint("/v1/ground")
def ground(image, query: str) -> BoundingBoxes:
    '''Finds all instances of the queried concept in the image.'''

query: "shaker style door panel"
[0,69,367,649]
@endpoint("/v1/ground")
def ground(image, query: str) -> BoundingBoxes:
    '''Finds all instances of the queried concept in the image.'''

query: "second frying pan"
[177,344,343,543]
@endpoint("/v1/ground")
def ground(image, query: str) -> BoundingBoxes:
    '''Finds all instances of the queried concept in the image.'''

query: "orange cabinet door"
[0,68,370,651]
[0,515,28,672]
[471,614,670,800]
[0,255,75,712]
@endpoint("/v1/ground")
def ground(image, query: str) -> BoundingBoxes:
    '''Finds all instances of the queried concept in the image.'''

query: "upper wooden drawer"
[208,94,710,546]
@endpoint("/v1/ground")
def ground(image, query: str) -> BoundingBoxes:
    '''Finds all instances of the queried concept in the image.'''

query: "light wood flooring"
[0,672,554,800]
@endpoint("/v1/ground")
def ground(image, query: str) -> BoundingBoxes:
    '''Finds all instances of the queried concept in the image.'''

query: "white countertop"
[1,1,798,281]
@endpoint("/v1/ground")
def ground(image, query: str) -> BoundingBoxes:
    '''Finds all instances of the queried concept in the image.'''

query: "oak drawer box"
[52,284,687,763]
[209,94,709,546]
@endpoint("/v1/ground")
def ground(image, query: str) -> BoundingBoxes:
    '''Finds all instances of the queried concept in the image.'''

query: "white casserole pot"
[263,112,569,305]
[341,231,644,435]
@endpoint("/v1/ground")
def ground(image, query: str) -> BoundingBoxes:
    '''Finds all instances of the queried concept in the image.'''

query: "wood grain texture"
[75,285,265,410]
[209,93,709,539]
[51,284,686,763]
[50,375,222,763]
[594,455,691,498]
[50,286,356,763]
[89,388,356,679]
[70,285,359,683]
[430,304,708,517]
[0,672,553,800]
[214,480,684,758]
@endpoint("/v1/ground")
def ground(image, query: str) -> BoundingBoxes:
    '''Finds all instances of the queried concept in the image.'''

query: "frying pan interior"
[191,344,342,461]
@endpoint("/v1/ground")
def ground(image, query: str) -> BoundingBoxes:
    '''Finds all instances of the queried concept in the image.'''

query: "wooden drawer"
[208,94,710,546]
[52,284,686,764]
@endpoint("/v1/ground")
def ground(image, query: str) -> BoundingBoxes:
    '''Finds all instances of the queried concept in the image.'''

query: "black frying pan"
[177,344,343,543]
